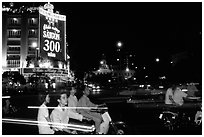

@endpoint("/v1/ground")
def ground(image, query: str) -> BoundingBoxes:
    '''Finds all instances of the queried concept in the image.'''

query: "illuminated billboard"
[39,7,66,62]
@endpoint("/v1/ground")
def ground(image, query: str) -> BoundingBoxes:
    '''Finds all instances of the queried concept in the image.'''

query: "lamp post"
[116,41,123,70]
[32,42,39,67]
[116,41,123,83]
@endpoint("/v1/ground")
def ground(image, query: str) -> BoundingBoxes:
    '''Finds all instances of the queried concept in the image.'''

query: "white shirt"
[68,95,78,113]
[50,105,83,131]
[165,88,174,104]
[37,103,54,134]
[173,89,187,106]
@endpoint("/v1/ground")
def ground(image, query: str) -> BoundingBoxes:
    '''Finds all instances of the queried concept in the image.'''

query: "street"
[2,88,202,135]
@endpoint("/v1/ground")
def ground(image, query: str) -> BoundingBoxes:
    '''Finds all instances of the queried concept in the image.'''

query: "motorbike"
[158,104,202,132]
[69,104,126,135]
[85,104,127,135]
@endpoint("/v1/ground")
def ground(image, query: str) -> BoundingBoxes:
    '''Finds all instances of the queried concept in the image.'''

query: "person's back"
[37,93,54,134]
[165,88,174,104]
[187,84,198,97]
[68,87,79,113]
[173,87,187,106]
[38,103,54,134]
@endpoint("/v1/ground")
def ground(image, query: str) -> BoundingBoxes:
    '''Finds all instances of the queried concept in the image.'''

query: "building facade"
[2,3,72,83]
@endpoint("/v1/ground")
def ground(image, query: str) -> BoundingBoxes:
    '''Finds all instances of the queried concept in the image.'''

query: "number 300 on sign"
[43,40,60,52]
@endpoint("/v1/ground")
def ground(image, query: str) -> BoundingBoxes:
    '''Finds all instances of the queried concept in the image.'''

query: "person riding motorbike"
[77,86,110,134]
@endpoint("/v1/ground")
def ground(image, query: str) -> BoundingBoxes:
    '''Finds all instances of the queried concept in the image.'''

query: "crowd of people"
[37,86,110,135]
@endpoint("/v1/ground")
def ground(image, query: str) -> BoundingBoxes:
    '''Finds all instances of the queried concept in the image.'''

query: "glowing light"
[117,58,120,61]
[32,42,37,48]
[52,83,56,89]
[12,29,17,32]
[58,62,63,69]
[44,62,51,68]
[100,61,104,65]
[45,83,48,89]
[28,106,108,110]
[108,80,111,82]
[156,58,160,62]
[117,41,122,48]
[2,118,95,132]
[126,67,130,72]
[2,96,11,99]
[29,64,34,68]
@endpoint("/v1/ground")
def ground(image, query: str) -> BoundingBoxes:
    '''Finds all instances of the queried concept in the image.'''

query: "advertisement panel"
[39,7,66,61]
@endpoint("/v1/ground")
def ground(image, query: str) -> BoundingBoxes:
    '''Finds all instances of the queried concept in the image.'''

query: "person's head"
[175,86,181,92]
[3,99,10,107]
[57,91,68,107]
[39,92,50,105]
[83,86,91,96]
[171,84,177,91]
[70,87,77,95]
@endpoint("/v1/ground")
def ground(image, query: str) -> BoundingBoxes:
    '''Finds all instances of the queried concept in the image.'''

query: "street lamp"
[116,41,123,83]
[116,41,123,67]
[32,42,37,48]
[32,42,39,67]
[117,41,122,48]
[155,58,160,63]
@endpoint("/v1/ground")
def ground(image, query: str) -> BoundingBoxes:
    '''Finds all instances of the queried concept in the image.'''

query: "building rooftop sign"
[39,3,66,62]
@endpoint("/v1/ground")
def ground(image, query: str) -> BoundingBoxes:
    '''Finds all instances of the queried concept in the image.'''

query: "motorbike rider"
[37,92,54,134]
[173,86,188,106]
[165,85,177,105]
[77,86,110,134]
[50,91,86,134]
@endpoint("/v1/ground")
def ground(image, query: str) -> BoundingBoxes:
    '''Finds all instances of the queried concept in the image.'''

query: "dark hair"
[81,85,86,90]
[171,84,177,91]
[38,92,49,105]
[56,91,68,100]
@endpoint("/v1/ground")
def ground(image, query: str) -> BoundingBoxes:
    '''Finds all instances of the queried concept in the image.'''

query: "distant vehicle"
[119,84,166,100]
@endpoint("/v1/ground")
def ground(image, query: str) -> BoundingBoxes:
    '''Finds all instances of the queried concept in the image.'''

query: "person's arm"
[67,109,83,121]
[169,95,176,104]
[86,97,97,107]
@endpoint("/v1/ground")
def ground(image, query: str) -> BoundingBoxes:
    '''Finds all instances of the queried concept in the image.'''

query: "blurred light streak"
[2,118,95,132]
[2,96,11,99]
[28,106,108,110]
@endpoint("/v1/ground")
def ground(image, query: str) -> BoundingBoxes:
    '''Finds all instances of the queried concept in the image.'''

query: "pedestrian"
[50,91,84,134]
[37,92,54,134]
[77,86,106,134]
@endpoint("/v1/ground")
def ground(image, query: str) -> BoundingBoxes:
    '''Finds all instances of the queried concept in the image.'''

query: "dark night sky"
[4,2,202,79]
[53,2,202,72]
